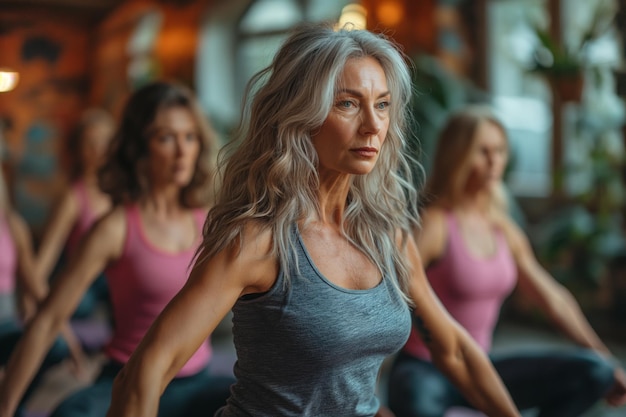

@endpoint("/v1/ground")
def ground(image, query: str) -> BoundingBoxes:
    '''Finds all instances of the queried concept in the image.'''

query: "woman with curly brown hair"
[0,81,233,417]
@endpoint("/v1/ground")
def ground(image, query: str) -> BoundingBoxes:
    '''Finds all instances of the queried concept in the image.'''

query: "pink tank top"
[403,212,517,360]
[104,205,211,377]
[66,181,97,256]
[0,215,16,295]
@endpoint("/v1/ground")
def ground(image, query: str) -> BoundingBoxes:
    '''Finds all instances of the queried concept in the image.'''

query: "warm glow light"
[337,4,367,31]
[0,70,19,92]
[376,0,404,27]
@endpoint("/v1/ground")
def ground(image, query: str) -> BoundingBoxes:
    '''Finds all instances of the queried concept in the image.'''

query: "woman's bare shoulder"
[418,205,448,237]
[215,219,278,295]
[420,205,447,223]
[414,205,448,265]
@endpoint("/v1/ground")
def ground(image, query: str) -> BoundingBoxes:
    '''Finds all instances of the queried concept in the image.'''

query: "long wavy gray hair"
[195,22,420,298]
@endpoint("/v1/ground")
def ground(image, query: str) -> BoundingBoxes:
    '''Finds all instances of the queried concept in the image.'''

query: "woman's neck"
[316,173,351,227]
[441,189,491,213]
[140,187,184,217]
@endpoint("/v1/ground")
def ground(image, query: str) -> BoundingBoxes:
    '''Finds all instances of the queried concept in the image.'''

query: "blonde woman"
[106,24,522,417]
[388,105,626,417]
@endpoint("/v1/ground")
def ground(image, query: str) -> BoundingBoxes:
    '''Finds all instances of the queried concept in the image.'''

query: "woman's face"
[81,121,114,172]
[146,106,200,188]
[465,120,508,191]
[311,56,390,177]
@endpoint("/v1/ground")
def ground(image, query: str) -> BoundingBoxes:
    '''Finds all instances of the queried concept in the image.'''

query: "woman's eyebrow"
[336,88,391,99]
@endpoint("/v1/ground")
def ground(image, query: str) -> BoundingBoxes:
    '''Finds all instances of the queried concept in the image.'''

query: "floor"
[17,315,626,416]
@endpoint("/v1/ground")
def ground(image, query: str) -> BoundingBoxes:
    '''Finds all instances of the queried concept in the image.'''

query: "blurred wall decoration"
[0,13,90,235]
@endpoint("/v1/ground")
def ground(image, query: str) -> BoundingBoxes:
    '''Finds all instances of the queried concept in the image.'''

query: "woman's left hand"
[605,367,626,407]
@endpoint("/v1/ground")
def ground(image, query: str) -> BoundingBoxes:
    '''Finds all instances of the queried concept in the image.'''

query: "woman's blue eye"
[377,101,390,110]
[338,100,354,108]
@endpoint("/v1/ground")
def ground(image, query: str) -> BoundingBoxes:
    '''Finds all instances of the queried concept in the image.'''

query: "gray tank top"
[217,226,411,417]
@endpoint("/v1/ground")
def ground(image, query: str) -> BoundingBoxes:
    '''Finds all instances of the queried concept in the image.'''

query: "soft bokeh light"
[376,0,404,27]
[337,4,366,31]
[0,70,19,92]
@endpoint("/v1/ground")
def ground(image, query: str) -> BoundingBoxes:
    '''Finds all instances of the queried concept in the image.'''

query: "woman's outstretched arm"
[35,188,80,283]
[107,223,277,417]
[501,215,626,406]
[0,208,125,417]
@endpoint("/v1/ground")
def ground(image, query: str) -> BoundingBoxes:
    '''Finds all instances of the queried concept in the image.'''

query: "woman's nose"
[359,109,381,136]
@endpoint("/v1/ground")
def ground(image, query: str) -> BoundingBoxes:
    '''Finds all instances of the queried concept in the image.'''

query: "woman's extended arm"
[0,208,125,417]
[502,216,626,406]
[106,224,277,417]
[8,209,87,376]
[35,188,79,283]
[7,210,46,319]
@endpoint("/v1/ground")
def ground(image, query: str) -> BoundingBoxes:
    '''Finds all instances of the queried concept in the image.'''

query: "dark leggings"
[0,320,71,417]
[50,361,235,417]
[387,348,615,417]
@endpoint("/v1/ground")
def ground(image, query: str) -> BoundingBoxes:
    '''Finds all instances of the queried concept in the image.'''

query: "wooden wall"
[0,0,212,235]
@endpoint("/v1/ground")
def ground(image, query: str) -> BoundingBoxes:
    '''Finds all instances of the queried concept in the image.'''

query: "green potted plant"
[528,0,618,102]
[530,28,584,101]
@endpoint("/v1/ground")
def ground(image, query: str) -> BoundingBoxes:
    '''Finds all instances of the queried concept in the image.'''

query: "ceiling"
[0,0,124,13]
[0,0,128,27]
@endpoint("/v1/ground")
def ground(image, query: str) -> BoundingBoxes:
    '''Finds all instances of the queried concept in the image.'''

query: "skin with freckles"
[312,57,390,178]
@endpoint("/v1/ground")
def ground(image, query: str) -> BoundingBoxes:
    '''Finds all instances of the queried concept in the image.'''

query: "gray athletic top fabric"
[216,226,412,417]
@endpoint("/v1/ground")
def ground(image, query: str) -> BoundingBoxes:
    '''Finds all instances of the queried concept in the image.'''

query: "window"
[197,0,353,135]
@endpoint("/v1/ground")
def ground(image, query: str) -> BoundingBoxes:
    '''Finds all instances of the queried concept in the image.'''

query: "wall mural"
[0,18,88,237]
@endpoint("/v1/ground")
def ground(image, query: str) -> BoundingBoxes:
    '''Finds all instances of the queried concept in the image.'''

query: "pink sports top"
[66,181,98,256]
[104,205,210,377]
[0,214,16,296]
[403,211,517,360]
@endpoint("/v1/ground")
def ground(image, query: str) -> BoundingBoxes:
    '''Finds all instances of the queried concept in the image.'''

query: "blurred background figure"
[36,108,114,323]
[0,128,84,417]
[0,81,233,417]
[387,105,626,417]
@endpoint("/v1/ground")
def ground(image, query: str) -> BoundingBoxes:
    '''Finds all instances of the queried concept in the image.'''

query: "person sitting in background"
[0,135,84,417]
[36,108,115,321]
[387,105,626,417]
[0,81,234,417]
[106,23,522,417]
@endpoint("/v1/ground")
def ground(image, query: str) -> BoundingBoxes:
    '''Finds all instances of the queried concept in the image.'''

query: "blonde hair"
[194,23,420,298]
[424,105,508,212]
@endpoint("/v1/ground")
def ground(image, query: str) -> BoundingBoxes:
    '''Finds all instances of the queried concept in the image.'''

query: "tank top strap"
[123,204,142,247]
[72,181,90,214]
[443,210,462,245]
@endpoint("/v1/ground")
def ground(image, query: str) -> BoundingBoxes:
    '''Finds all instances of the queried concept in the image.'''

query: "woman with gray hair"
[107,24,522,417]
